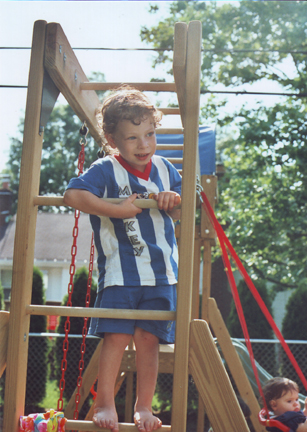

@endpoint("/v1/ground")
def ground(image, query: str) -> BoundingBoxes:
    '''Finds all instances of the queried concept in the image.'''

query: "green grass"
[38,380,63,411]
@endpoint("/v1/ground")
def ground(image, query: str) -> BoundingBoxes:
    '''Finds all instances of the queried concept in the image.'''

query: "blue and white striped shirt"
[66,155,182,291]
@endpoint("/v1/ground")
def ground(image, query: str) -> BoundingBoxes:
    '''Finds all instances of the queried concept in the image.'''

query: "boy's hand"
[153,192,181,212]
[117,194,142,219]
[303,397,307,416]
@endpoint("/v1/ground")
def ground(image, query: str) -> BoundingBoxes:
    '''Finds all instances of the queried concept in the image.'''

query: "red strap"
[200,190,307,406]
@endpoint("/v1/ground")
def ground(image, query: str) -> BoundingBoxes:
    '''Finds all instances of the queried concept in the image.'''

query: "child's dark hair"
[96,85,162,157]
[260,377,299,410]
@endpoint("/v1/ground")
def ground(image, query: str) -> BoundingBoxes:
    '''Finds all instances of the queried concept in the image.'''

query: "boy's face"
[106,116,156,173]
[270,390,301,416]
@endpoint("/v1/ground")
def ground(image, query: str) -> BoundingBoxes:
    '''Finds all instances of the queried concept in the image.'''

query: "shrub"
[227,279,276,374]
[0,281,4,310]
[281,281,307,392]
[25,267,49,407]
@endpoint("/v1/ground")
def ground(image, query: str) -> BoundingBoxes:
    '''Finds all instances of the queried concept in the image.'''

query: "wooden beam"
[173,22,187,126]
[3,20,47,432]
[171,21,202,432]
[44,23,102,144]
[189,320,250,432]
[200,175,217,240]
[208,298,264,432]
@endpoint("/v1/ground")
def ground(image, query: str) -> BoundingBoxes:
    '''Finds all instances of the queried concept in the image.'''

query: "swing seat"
[258,408,291,432]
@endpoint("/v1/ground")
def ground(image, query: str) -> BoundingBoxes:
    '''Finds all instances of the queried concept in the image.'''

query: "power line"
[1,46,307,54]
[1,84,306,98]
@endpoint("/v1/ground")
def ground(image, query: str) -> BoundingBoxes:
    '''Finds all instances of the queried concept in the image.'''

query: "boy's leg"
[94,332,132,432]
[133,327,162,432]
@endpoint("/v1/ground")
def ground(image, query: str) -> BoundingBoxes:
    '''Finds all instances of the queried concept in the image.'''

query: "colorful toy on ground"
[19,409,66,432]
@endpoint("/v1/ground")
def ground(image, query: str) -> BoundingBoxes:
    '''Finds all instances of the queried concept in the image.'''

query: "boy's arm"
[63,189,142,219]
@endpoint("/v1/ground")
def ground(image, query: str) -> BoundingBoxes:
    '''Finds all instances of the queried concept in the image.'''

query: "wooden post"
[201,240,212,321]
[171,21,202,432]
[3,20,47,432]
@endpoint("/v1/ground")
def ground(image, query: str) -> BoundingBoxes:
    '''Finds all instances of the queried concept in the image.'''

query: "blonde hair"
[96,85,162,157]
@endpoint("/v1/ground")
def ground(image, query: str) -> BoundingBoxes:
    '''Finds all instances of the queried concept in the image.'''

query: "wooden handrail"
[33,196,181,208]
[26,305,176,321]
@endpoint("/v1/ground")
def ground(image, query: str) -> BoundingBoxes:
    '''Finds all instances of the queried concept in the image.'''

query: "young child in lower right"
[261,377,307,431]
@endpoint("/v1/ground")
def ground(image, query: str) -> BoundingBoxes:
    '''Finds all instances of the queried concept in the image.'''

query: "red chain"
[73,233,95,419]
[57,139,86,412]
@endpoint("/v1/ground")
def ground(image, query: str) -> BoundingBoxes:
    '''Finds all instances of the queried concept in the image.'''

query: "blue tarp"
[156,125,216,175]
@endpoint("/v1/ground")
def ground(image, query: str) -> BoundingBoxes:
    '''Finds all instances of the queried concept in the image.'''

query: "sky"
[0,1,290,174]
[0,1,178,173]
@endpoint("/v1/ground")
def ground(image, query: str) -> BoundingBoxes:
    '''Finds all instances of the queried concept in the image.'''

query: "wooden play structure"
[0,20,266,432]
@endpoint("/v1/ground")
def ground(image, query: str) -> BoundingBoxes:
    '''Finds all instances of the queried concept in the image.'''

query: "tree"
[7,73,106,214]
[141,2,307,92]
[281,282,307,393]
[141,1,307,289]
[55,267,98,418]
[25,267,49,409]
[227,279,273,340]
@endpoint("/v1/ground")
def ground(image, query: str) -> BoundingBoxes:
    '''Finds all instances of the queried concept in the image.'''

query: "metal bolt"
[205,229,210,234]
[59,45,62,54]
[206,178,211,183]
[39,125,44,135]
[75,72,78,81]
[63,53,67,62]
[24,333,27,342]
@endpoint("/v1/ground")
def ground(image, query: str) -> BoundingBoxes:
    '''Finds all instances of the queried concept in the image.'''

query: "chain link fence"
[1,335,307,431]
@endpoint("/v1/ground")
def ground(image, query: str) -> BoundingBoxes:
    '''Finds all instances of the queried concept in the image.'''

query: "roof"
[0,212,94,263]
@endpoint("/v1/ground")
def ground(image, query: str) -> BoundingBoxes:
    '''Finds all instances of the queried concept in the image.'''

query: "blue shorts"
[88,284,176,344]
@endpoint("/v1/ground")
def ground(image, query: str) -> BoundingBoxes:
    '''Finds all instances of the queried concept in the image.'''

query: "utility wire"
[1,84,306,98]
[1,46,307,54]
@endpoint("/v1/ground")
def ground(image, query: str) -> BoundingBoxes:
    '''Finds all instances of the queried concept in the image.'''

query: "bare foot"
[134,407,162,432]
[93,406,119,432]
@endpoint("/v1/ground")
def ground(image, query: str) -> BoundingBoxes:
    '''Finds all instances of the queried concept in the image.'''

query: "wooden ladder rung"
[156,144,183,150]
[156,128,183,134]
[65,420,171,431]
[159,107,180,115]
[26,304,176,321]
[80,82,176,92]
[167,158,182,164]
[33,196,182,208]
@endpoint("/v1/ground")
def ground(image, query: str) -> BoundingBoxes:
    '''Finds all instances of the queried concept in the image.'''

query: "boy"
[63,87,181,432]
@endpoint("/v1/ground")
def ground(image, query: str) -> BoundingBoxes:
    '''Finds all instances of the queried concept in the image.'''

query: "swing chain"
[77,122,88,175]
[57,122,88,412]
[73,234,95,419]
[196,175,204,203]
[79,121,89,146]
